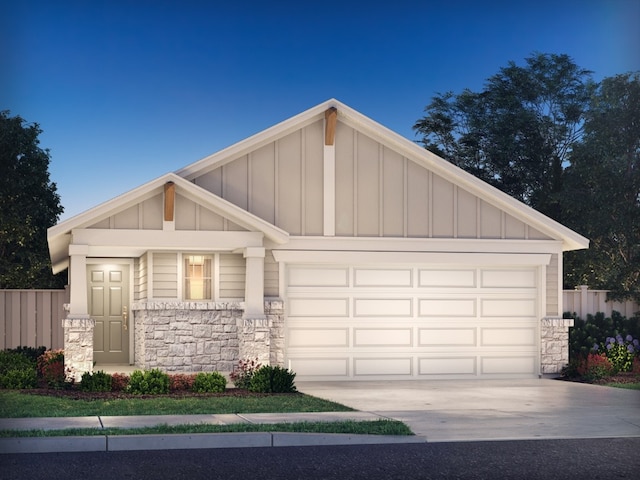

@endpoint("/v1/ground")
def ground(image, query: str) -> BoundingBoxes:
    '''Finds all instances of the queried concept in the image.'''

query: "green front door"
[88,264,130,364]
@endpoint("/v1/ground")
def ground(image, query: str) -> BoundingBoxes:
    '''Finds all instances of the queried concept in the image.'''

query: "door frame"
[87,258,135,365]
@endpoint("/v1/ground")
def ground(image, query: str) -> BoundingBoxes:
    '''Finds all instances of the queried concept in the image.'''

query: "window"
[184,255,212,300]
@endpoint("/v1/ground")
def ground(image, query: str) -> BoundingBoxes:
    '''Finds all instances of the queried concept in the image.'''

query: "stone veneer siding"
[132,300,284,373]
[540,317,574,374]
[62,315,95,382]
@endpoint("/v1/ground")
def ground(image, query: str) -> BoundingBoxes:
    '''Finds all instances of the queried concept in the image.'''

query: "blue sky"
[3,0,639,221]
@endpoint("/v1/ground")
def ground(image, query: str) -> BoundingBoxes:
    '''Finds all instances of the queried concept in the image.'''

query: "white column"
[243,247,266,318]
[68,244,89,316]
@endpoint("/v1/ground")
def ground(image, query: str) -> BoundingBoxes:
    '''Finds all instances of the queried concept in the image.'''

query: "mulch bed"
[558,371,640,385]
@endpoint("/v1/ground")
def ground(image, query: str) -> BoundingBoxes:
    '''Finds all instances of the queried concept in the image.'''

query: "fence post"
[578,285,589,318]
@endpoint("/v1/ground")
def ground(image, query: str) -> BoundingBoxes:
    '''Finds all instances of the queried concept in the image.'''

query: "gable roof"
[47,173,289,273]
[176,99,589,252]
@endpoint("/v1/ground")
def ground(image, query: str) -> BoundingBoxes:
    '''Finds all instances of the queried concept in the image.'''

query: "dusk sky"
[3,0,639,221]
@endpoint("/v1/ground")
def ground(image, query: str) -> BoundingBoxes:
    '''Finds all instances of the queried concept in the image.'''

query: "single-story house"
[47,99,588,381]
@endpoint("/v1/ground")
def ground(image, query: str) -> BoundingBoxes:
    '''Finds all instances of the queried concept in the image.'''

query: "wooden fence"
[0,289,68,350]
[563,286,640,318]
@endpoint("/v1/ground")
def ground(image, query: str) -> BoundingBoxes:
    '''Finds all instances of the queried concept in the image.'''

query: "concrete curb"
[0,432,426,454]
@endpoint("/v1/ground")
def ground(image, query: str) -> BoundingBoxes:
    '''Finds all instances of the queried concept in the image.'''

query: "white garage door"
[285,265,540,380]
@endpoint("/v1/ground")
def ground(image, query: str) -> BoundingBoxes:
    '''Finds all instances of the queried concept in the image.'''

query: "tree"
[0,111,66,288]
[561,73,640,300]
[413,52,595,219]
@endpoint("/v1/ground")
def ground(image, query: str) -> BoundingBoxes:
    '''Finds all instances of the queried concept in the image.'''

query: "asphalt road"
[1,438,639,479]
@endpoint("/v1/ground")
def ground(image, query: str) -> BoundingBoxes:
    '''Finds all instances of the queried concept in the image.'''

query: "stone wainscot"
[131,300,284,373]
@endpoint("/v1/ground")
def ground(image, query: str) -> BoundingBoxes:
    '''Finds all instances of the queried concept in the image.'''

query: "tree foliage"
[562,73,640,300]
[0,111,65,288]
[414,54,640,300]
[414,52,594,219]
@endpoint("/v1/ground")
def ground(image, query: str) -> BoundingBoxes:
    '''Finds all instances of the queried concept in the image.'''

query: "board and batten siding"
[191,119,552,242]
[87,193,163,230]
[193,119,325,236]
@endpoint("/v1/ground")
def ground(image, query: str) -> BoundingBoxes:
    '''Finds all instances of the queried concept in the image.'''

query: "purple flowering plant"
[591,333,640,373]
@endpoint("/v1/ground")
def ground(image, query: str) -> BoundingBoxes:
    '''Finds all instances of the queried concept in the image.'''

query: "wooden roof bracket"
[325,107,337,146]
[164,181,176,221]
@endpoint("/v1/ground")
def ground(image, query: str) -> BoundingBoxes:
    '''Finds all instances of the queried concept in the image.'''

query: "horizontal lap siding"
[0,290,67,350]
[219,254,245,299]
[152,253,178,299]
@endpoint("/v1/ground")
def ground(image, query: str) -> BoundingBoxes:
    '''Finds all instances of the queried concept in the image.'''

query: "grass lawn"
[0,390,414,437]
[605,382,640,390]
[0,420,413,438]
[0,391,353,418]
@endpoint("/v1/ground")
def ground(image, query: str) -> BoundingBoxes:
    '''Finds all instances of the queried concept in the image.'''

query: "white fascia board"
[72,229,265,252]
[273,250,551,266]
[175,100,340,180]
[269,236,564,255]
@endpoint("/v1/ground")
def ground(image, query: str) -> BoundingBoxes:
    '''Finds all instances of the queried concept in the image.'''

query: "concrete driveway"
[298,378,640,442]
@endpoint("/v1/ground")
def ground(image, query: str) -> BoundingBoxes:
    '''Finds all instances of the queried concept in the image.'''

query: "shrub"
[0,351,38,389]
[592,335,639,373]
[37,349,67,389]
[249,365,297,393]
[0,368,38,389]
[80,370,113,392]
[192,372,227,393]
[567,311,640,361]
[576,353,615,381]
[7,346,47,363]
[127,369,170,395]
[111,373,130,392]
[230,358,262,389]
[169,374,196,392]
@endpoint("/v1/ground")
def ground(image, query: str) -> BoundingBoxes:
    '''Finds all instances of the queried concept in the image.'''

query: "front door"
[88,264,130,364]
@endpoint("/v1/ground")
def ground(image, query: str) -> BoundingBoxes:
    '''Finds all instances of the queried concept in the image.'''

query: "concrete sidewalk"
[0,411,423,454]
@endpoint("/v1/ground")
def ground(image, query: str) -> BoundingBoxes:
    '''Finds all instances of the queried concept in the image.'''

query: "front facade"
[48,100,588,381]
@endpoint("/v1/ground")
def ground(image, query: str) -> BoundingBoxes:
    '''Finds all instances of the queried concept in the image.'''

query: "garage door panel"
[354,298,412,317]
[419,298,476,317]
[289,267,349,287]
[481,298,536,317]
[289,358,349,377]
[289,297,349,317]
[481,356,536,374]
[481,269,536,288]
[288,328,349,347]
[419,357,477,375]
[481,327,536,346]
[354,358,412,376]
[419,328,477,347]
[354,268,412,287]
[354,328,412,347]
[419,269,476,288]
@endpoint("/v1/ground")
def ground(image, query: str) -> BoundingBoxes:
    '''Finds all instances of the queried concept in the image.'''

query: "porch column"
[239,247,269,364]
[242,247,266,319]
[64,244,94,381]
